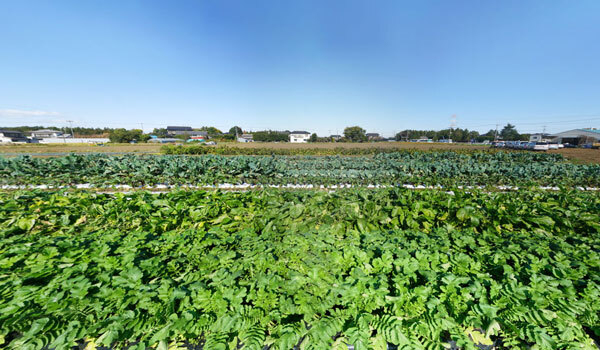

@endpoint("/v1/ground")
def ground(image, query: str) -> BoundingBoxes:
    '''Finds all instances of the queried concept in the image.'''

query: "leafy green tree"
[152,128,169,138]
[395,130,436,141]
[309,133,318,142]
[109,129,148,143]
[343,126,367,142]
[253,130,289,142]
[475,129,497,142]
[109,129,128,143]
[467,130,480,142]
[198,126,222,137]
[500,123,520,141]
[437,129,451,140]
[229,126,243,136]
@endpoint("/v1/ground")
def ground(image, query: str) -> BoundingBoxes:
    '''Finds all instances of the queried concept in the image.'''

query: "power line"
[515,117,600,125]
[460,116,600,128]
[66,120,74,137]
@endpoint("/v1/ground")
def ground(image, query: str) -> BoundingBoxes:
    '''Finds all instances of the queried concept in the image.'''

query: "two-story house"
[289,131,311,143]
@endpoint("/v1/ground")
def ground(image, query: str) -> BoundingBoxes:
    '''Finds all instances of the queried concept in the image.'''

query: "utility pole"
[140,123,144,132]
[494,124,499,141]
[450,114,457,142]
[66,120,74,138]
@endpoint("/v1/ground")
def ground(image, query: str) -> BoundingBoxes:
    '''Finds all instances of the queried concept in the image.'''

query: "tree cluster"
[198,126,222,137]
[343,126,368,142]
[252,130,289,142]
[476,124,529,142]
[108,129,150,143]
[395,128,480,142]
[394,124,529,142]
[151,128,169,138]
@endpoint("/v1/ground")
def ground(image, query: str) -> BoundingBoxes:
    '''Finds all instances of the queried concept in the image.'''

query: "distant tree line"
[394,124,530,142]
[394,128,480,142]
[3,123,532,143]
[0,126,54,133]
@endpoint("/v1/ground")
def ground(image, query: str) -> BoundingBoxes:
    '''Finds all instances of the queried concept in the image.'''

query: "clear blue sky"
[1,0,599,136]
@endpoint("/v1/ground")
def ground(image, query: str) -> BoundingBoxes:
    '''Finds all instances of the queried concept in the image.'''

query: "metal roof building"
[31,129,66,138]
[550,128,600,145]
[166,126,207,137]
[166,126,193,131]
[0,130,29,143]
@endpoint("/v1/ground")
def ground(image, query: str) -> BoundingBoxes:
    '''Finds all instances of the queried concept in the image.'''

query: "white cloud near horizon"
[0,109,61,117]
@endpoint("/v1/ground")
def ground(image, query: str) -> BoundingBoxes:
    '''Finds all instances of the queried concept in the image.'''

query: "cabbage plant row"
[1,152,598,187]
[1,189,599,349]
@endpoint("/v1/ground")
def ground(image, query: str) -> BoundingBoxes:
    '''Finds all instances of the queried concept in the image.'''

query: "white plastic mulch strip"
[1,183,599,191]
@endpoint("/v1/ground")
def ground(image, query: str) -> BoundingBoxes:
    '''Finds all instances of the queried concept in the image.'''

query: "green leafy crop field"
[1,151,599,187]
[1,189,599,349]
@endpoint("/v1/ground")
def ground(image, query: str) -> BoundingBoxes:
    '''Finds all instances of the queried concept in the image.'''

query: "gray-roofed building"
[0,130,29,143]
[31,129,66,138]
[550,128,600,145]
[166,126,207,137]
[167,126,192,132]
[366,133,381,140]
[237,134,253,142]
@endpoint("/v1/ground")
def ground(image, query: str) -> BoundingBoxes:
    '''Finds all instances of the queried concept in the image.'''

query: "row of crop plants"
[1,152,598,187]
[1,189,599,349]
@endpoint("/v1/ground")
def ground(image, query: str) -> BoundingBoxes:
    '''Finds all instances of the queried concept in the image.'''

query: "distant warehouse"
[550,128,600,145]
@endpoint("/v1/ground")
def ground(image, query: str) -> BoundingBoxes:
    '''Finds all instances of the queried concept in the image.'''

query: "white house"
[237,134,253,143]
[289,131,310,143]
[529,133,552,142]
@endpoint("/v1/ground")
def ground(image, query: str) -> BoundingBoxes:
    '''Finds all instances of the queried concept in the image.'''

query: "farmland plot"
[1,189,599,349]
[1,151,599,187]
